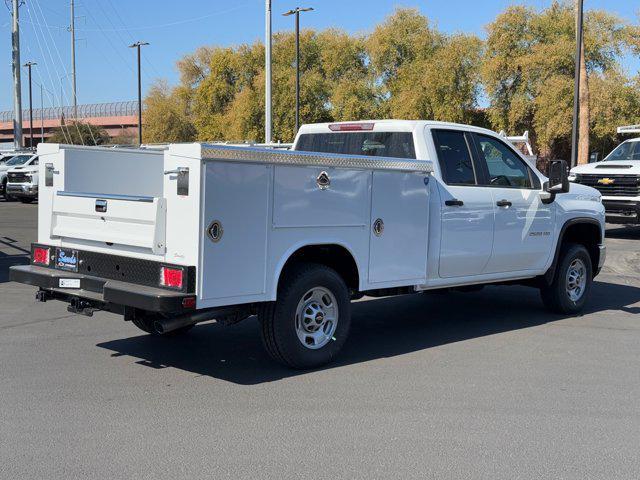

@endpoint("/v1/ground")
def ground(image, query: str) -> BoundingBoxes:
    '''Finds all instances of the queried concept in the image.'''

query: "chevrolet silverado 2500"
[10,121,606,369]
[570,132,640,224]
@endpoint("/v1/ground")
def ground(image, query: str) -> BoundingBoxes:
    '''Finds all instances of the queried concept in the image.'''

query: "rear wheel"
[541,243,592,314]
[259,263,351,369]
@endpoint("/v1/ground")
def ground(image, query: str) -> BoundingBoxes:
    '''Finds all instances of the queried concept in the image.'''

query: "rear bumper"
[9,264,194,313]
[603,200,640,224]
[6,183,38,197]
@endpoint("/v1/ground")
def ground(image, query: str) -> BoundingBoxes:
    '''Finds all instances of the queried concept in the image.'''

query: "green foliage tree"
[48,121,110,145]
[482,1,639,160]
[143,80,196,144]
[143,4,639,157]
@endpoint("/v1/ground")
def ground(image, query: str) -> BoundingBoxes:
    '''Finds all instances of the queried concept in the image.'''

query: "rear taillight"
[33,247,50,266]
[328,122,375,132]
[160,267,184,289]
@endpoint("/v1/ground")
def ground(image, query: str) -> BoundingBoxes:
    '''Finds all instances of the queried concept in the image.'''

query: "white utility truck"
[10,121,606,369]
[570,125,640,224]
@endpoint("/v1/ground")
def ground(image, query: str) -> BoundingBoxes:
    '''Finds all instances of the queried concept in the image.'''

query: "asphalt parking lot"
[1,200,640,479]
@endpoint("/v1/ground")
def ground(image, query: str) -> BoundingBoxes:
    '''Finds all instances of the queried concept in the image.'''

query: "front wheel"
[259,263,351,369]
[541,243,593,314]
[19,198,34,204]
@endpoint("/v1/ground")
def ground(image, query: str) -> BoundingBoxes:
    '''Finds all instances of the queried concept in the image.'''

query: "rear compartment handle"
[164,167,189,196]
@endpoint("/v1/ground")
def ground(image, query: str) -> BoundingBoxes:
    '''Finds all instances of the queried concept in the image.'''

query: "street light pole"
[129,41,149,145]
[12,0,23,150]
[283,7,314,135]
[265,0,272,144]
[570,0,584,168]
[23,62,37,149]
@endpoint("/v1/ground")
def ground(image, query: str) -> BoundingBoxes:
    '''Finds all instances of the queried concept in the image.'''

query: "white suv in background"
[5,154,39,203]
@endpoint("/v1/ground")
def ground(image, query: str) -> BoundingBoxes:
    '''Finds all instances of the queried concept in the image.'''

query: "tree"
[143,80,196,144]
[482,2,639,160]
[48,121,110,145]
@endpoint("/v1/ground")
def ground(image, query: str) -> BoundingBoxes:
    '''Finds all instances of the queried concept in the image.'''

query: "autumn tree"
[48,121,110,145]
[482,2,639,160]
[143,80,196,144]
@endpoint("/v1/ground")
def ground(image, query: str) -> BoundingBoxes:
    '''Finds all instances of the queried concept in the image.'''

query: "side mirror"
[547,160,570,194]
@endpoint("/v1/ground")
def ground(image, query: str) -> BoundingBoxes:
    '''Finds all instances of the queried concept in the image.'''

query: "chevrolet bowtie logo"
[598,178,615,185]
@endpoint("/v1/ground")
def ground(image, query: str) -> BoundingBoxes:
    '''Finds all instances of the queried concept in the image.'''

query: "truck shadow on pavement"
[97,279,640,385]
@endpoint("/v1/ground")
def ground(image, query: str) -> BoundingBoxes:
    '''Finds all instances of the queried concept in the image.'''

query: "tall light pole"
[570,0,584,168]
[129,41,149,145]
[283,7,314,135]
[265,0,272,144]
[70,0,78,119]
[12,0,23,150]
[24,62,37,149]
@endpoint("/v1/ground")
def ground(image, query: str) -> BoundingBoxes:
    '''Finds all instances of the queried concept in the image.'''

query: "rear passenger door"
[471,133,554,273]
[432,129,495,278]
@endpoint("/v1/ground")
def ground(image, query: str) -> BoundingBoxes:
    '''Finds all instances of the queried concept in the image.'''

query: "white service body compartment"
[37,143,433,310]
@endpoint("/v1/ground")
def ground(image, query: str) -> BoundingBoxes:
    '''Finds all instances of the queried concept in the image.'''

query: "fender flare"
[544,217,603,284]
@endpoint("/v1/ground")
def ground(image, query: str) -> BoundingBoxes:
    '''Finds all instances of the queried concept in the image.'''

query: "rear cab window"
[296,132,416,159]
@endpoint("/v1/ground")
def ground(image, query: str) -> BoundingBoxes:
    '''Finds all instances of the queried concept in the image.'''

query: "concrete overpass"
[0,101,139,147]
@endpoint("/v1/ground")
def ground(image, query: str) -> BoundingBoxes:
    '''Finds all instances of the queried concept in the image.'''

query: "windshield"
[605,141,640,161]
[296,132,416,159]
[5,155,33,166]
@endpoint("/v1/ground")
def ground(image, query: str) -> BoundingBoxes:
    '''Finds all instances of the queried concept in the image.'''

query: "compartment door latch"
[164,167,189,196]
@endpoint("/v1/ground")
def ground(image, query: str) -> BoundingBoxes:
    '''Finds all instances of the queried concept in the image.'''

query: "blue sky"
[0,0,638,112]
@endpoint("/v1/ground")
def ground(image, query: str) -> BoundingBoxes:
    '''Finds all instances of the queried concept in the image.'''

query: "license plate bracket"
[59,278,81,289]
[55,248,79,272]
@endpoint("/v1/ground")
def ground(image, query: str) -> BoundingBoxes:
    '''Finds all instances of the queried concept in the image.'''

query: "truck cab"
[5,153,39,203]
[570,135,640,224]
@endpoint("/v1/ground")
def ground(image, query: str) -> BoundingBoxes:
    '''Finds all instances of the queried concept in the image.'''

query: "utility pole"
[70,0,78,119]
[40,84,45,145]
[283,7,314,135]
[570,0,584,168]
[12,0,23,150]
[24,62,36,149]
[129,41,149,145]
[265,0,272,144]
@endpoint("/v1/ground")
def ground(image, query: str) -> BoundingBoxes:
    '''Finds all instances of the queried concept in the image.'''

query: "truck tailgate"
[51,192,167,255]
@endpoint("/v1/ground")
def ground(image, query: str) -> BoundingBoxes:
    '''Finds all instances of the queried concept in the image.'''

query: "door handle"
[496,200,512,208]
[445,199,464,207]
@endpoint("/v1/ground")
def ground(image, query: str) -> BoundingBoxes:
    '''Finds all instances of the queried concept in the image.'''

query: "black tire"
[541,243,593,314]
[131,316,194,337]
[19,198,34,204]
[259,263,351,369]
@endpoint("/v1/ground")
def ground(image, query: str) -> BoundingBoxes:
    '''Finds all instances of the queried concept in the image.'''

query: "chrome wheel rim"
[295,287,338,350]
[566,258,587,302]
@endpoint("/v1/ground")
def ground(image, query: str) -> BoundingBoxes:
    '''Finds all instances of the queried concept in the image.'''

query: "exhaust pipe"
[152,306,246,334]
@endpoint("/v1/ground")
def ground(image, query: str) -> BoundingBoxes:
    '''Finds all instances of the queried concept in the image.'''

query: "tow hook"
[67,297,96,317]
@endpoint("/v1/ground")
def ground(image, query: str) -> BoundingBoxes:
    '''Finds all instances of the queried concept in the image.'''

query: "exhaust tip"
[153,320,166,335]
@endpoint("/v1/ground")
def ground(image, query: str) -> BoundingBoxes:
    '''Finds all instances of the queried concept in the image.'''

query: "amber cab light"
[33,247,50,266]
[160,267,184,289]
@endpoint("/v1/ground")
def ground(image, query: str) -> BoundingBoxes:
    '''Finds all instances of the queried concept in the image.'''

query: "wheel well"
[550,221,602,281]
[280,244,360,292]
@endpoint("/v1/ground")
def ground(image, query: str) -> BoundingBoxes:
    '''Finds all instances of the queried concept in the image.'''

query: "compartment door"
[200,162,270,301]
[368,171,429,285]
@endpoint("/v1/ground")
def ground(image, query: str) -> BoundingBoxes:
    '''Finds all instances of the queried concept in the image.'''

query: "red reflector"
[33,247,50,266]
[182,297,196,309]
[328,123,375,132]
[160,267,183,289]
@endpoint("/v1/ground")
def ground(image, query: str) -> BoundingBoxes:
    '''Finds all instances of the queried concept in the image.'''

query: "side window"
[31,158,39,166]
[475,135,532,188]
[433,130,477,186]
